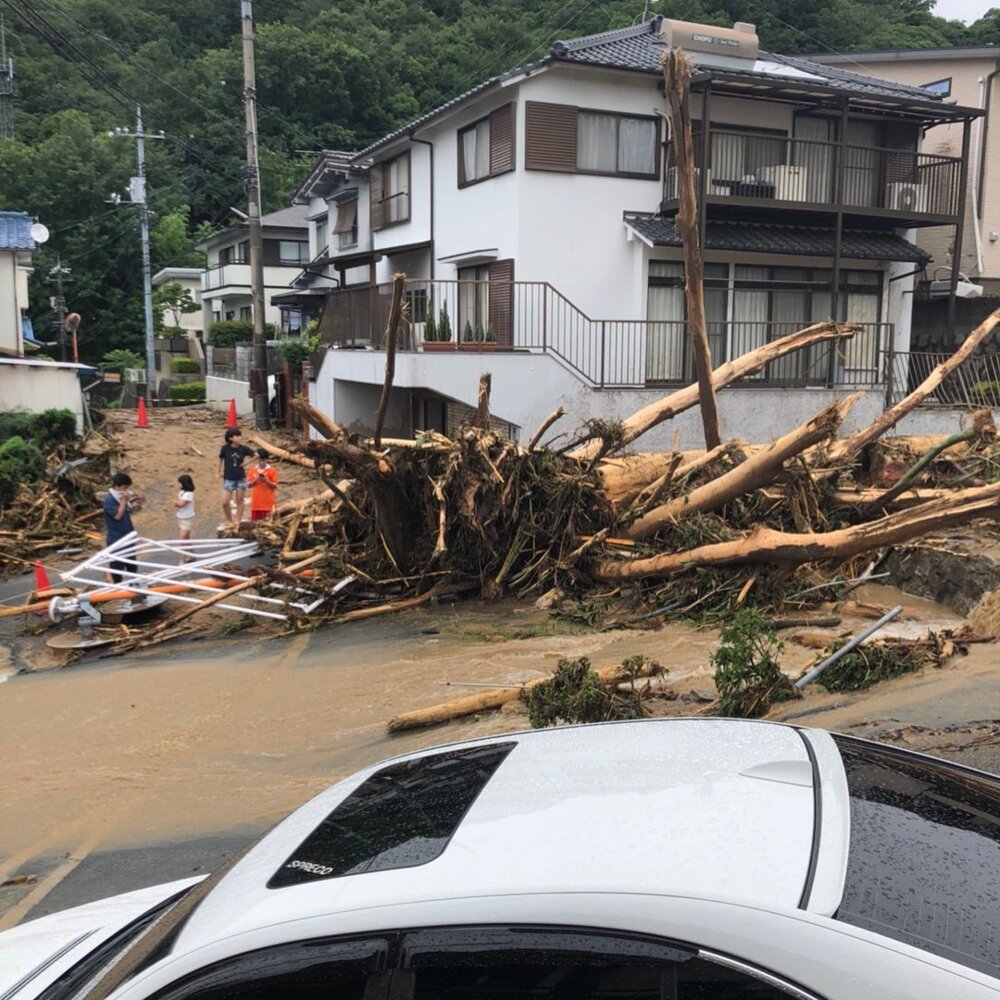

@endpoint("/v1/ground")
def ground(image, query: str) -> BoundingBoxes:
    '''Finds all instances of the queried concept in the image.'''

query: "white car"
[1,719,998,1000]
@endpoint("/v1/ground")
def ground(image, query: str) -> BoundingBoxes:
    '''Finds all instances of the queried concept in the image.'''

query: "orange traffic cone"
[137,396,150,428]
[226,398,238,429]
[34,560,51,593]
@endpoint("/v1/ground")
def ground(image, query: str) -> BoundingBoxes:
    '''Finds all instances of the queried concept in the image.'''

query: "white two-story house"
[301,17,979,446]
[198,206,310,335]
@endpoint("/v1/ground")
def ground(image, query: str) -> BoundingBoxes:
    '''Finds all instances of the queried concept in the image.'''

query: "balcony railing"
[665,133,961,219]
[888,351,1000,408]
[315,279,890,391]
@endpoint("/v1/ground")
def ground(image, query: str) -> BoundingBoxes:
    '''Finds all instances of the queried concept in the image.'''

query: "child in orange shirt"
[246,448,278,521]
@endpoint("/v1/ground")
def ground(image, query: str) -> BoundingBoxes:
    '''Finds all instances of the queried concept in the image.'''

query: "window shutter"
[334,200,358,234]
[884,122,920,185]
[489,103,516,175]
[487,258,515,348]
[370,164,385,231]
[525,102,577,172]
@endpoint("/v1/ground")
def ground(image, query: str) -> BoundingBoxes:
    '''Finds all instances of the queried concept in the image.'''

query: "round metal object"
[46,633,114,652]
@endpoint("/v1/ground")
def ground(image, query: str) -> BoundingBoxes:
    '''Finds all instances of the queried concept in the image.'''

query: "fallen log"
[593,480,1000,581]
[628,395,858,540]
[830,486,951,508]
[570,320,856,461]
[292,396,346,441]
[528,406,565,452]
[248,435,316,469]
[334,581,475,624]
[474,373,492,430]
[387,656,662,733]
[597,450,706,504]
[827,307,1000,465]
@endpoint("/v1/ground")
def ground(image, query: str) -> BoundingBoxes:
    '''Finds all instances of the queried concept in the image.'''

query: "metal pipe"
[794,605,902,689]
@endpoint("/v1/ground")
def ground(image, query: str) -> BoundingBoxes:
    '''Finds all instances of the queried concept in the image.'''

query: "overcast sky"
[933,0,995,22]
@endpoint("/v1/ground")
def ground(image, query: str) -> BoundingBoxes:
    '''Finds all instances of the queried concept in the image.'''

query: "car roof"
[173,720,828,955]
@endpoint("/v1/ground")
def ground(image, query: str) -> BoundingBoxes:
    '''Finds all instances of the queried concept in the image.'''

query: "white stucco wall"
[0,253,22,356]
[205,376,253,416]
[314,348,895,450]
[0,364,86,432]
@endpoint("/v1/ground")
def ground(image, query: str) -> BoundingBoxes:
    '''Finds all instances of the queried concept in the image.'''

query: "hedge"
[0,436,45,506]
[0,409,76,451]
[170,357,201,374]
[169,381,206,402]
[207,320,278,347]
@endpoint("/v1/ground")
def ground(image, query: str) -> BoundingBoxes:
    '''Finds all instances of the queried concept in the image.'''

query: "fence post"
[600,321,607,388]
[542,284,548,352]
[884,326,895,409]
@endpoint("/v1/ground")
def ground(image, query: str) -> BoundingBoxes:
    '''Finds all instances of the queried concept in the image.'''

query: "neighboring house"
[0,211,37,357]
[303,17,979,446]
[808,46,1000,295]
[152,267,204,337]
[197,206,310,335]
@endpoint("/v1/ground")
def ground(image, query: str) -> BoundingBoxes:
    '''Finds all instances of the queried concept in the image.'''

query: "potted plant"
[459,321,497,352]
[423,303,456,352]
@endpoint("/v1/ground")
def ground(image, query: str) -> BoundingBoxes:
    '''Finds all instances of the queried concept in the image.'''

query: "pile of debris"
[0,428,121,574]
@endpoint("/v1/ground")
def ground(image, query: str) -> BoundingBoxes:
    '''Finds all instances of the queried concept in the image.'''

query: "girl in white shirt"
[173,474,196,541]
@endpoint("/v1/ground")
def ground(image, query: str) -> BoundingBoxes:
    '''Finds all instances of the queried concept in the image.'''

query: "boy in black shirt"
[218,427,254,526]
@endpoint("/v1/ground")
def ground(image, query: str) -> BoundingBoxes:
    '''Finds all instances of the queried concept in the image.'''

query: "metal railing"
[315,278,891,390]
[666,134,961,218]
[888,351,1000,408]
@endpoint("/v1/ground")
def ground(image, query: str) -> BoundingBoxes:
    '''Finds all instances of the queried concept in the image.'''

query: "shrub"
[422,304,438,342]
[437,305,453,342]
[207,319,277,346]
[711,609,795,718]
[170,357,201,374]
[0,436,45,506]
[0,409,76,451]
[275,337,311,367]
[101,348,144,376]
[169,381,206,403]
[461,320,474,343]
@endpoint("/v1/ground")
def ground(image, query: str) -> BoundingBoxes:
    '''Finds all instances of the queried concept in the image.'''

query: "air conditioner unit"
[757,164,808,202]
[666,167,712,200]
[886,182,927,213]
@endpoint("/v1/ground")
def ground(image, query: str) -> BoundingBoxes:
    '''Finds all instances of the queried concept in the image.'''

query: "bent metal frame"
[52,531,352,623]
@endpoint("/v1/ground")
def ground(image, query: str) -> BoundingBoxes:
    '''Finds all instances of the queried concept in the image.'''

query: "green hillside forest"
[2,0,997,359]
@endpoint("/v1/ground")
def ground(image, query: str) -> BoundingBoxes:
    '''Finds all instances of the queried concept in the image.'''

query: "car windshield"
[833,736,1000,978]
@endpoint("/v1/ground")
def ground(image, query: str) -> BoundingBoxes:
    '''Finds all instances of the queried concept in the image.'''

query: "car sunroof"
[268,743,516,888]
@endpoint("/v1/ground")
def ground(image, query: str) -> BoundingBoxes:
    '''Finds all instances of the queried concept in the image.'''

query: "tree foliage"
[1,0,994,362]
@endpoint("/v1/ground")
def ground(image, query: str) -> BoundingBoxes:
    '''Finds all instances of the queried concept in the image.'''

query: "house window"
[407,287,429,324]
[219,243,246,265]
[279,240,309,264]
[371,152,410,229]
[457,105,515,186]
[922,77,952,97]
[334,200,359,250]
[646,262,882,382]
[312,214,328,253]
[577,111,657,177]
[458,265,489,341]
[281,308,304,334]
[239,305,252,321]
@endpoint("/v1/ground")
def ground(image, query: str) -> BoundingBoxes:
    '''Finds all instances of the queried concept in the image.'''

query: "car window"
[833,736,1000,978]
[139,928,819,1000]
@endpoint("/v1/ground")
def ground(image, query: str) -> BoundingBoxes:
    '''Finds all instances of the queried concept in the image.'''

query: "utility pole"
[48,258,70,361]
[0,15,14,139]
[241,0,270,429]
[110,105,164,405]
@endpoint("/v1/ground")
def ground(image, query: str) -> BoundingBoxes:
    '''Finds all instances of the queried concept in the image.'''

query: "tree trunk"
[826,307,1000,465]
[374,273,406,450]
[662,48,720,450]
[247,434,316,469]
[474,372,492,430]
[628,395,858,539]
[569,320,854,462]
[292,396,345,441]
[387,657,662,733]
[593,481,1000,581]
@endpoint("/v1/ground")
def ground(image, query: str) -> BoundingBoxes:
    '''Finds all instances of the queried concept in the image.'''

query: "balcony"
[664,133,962,225]
[315,279,890,391]
[202,262,306,296]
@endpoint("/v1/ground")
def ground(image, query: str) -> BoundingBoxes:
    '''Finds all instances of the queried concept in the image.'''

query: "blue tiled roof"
[0,212,35,251]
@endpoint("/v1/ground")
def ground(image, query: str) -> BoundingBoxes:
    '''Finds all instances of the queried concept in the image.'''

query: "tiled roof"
[551,20,942,103]
[0,212,35,251]
[626,216,931,263]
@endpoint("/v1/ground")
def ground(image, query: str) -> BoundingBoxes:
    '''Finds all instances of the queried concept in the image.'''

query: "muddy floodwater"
[0,586,996,926]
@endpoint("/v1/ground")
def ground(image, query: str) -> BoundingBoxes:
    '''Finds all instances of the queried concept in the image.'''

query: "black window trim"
[576,107,661,181]
[921,76,952,97]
